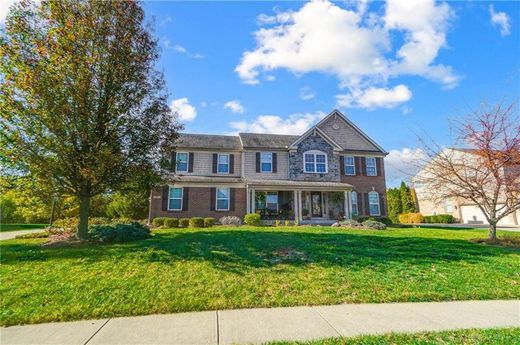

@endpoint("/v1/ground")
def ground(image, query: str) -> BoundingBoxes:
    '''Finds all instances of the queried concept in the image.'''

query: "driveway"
[0,229,45,241]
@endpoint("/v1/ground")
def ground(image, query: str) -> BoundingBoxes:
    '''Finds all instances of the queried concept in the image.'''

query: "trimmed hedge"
[178,218,190,228]
[89,222,151,243]
[423,214,455,224]
[163,218,179,228]
[152,217,169,227]
[204,217,215,227]
[189,217,204,228]
[244,213,261,226]
[398,213,424,224]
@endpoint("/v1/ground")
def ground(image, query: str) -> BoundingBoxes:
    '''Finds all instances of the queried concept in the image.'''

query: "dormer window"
[304,150,327,173]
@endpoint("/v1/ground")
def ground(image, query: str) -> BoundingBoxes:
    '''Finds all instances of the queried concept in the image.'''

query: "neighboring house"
[414,148,520,226]
[149,110,388,223]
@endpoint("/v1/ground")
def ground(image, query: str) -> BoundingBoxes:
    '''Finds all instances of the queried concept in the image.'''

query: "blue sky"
[142,1,518,186]
[2,0,518,186]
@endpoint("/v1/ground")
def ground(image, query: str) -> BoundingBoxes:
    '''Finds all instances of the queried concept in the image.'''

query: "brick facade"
[150,186,247,220]
[341,158,387,216]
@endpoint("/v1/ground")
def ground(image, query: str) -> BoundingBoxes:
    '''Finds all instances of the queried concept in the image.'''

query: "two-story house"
[149,110,388,223]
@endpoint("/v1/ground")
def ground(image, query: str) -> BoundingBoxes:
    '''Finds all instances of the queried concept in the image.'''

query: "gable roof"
[316,110,388,154]
[288,127,344,151]
[239,133,300,149]
[176,133,242,150]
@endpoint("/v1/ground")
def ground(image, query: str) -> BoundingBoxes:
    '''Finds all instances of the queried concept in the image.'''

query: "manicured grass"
[268,328,520,345]
[0,224,46,232]
[1,226,519,326]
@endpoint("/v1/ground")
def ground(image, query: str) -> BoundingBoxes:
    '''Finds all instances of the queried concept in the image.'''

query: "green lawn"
[268,328,520,345]
[1,226,519,326]
[0,224,46,232]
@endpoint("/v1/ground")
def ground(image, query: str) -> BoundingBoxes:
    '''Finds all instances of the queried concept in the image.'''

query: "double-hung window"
[216,188,230,211]
[368,191,380,216]
[266,192,278,212]
[351,191,358,216]
[218,154,229,174]
[168,187,183,210]
[176,153,188,172]
[261,152,272,173]
[304,151,327,173]
[366,157,377,176]
[344,156,355,175]
[444,199,453,213]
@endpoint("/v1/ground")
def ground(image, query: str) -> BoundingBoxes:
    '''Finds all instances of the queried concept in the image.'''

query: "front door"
[311,192,322,217]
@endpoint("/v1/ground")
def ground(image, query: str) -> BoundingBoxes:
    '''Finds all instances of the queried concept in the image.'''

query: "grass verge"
[1,226,519,326]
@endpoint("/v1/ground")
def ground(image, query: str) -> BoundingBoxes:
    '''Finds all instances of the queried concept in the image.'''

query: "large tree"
[386,187,402,223]
[415,101,520,240]
[1,0,181,238]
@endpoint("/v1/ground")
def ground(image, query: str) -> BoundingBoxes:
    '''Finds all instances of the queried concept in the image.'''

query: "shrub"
[398,213,424,224]
[284,220,290,226]
[338,219,361,227]
[244,213,261,226]
[163,218,178,228]
[274,220,281,227]
[152,217,168,227]
[362,219,386,230]
[355,216,392,225]
[53,217,78,231]
[204,217,215,227]
[219,216,241,226]
[189,217,204,228]
[89,222,151,243]
[15,232,49,239]
[178,218,190,228]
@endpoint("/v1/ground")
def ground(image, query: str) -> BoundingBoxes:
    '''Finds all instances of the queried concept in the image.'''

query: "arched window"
[303,150,327,173]
[368,191,380,216]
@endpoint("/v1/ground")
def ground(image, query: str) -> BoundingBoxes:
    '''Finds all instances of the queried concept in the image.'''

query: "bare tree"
[415,101,520,240]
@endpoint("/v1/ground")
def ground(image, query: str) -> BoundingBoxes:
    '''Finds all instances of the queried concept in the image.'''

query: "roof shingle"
[176,134,242,150]
[239,133,300,148]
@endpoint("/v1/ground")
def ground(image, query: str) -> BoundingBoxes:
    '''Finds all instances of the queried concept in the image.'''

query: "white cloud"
[236,0,458,108]
[299,87,316,101]
[161,38,204,59]
[224,100,245,114]
[173,45,187,53]
[229,111,326,135]
[489,5,510,37]
[385,148,427,187]
[0,0,17,24]
[336,84,411,109]
[170,98,197,122]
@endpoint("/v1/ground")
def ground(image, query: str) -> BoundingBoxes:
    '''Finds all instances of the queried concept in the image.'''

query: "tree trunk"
[77,195,90,239]
[488,222,497,240]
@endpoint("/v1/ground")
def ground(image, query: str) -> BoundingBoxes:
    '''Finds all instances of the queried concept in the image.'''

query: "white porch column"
[251,189,256,214]
[297,190,303,222]
[347,191,352,219]
[246,186,250,214]
[344,191,349,220]
[293,190,298,222]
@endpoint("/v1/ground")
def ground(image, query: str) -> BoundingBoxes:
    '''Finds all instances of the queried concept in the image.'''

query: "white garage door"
[461,205,517,225]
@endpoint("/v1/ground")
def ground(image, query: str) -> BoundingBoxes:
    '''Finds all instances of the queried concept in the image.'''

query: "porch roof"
[245,179,352,191]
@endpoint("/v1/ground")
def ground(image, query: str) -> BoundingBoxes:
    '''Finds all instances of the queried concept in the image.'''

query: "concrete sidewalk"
[0,229,45,241]
[1,300,518,345]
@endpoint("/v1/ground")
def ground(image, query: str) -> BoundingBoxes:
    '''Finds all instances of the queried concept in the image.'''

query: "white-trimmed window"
[368,191,380,216]
[366,157,377,176]
[216,187,230,211]
[444,199,453,213]
[176,152,188,172]
[351,191,358,216]
[261,152,272,173]
[304,150,327,173]
[218,154,229,174]
[168,187,183,210]
[344,156,355,175]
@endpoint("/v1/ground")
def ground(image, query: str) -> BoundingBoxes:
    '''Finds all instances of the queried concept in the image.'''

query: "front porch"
[245,180,354,224]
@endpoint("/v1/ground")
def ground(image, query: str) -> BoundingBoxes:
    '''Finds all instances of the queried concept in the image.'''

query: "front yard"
[1,226,519,326]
